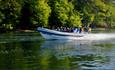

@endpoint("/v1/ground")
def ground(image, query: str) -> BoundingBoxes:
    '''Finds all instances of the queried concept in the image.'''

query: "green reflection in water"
[39,40,111,70]
[95,43,115,47]
[0,40,111,70]
[0,32,115,70]
[0,40,42,70]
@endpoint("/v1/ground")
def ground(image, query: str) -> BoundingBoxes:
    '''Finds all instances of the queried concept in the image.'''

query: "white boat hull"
[37,27,115,40]
[37,27,86,40]
[40,32,83,40]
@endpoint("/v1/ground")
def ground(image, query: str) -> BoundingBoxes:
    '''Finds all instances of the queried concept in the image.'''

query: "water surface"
[0,30,115,70]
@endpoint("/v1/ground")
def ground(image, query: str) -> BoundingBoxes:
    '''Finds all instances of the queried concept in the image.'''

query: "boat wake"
[83,33,115,40]
[38,28,115,40]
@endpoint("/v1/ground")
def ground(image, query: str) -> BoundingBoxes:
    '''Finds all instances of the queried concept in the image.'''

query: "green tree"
[92,0,113,28]
[54,0,69,26]
[0,0,22,30]
[68,11,82,27]
[0,0,115,31]
[35,0,51,27]
[20,0,35,29]
[0,12,5,25]
[20,0,51,29]
[72,0,95,27]
[49,0,82,27]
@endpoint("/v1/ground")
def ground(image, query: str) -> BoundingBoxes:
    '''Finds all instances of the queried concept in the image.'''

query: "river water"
[0,29,115,70]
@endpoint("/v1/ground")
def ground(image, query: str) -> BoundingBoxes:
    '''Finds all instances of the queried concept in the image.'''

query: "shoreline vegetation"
[0,0,115,33]
[1,27,114,33]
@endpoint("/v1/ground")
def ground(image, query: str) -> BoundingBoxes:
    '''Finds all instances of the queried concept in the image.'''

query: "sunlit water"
[0,30,115,70]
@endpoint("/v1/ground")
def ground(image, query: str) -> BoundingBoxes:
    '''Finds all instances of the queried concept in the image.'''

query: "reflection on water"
[41,40,115,70]
[0,32,115,70]
[0,41,42,70]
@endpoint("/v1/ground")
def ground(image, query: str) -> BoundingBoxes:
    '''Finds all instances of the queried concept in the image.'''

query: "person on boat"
[88,24,93,33]
[79,27,82,33]
[63,27,67,32]
[69,28,73,32]
[60,26,64,32]
[88,27,91,33]
[79,27,85,33]
[85,27,89,32]
[73,27,79,33]
[56,27,61,31]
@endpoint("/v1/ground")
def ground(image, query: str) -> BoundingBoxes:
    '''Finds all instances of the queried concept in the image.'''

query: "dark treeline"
[0,0,115,31]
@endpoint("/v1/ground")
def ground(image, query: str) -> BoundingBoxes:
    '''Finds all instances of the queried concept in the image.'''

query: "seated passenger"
[88,27,92,33]
[79,28,82,33]
[73,28,79,33]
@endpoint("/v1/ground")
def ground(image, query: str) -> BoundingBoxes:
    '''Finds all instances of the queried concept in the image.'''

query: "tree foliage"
[49,0,82,27]
[0,0,115,31]
[34,0,51,27]
[0,0,22,30]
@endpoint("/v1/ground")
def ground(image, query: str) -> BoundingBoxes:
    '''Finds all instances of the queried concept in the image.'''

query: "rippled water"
[0,30,115,70]
[41,40,115,70]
